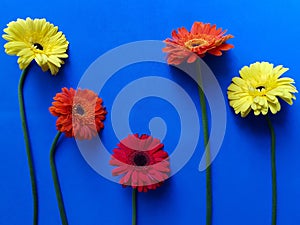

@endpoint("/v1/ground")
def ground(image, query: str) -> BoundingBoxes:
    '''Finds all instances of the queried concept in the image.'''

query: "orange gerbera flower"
[163,22,234,65]
[49,87,107,140]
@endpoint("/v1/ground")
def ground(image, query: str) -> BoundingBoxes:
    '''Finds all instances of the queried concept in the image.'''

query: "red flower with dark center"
[49,87,107,140]
[110,134,170,192]
[163,21,234,65]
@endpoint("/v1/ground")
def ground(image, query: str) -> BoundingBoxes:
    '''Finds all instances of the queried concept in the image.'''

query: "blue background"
[1,0,300,225]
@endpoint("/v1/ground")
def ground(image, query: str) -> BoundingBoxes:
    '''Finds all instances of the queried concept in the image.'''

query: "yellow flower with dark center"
[227,62,297,117]
[2,17,69,75]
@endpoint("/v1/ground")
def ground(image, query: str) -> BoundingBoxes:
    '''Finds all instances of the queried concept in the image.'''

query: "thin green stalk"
[18,68,38,225]
[266,116,277,225]
[132,188,137,225]
[195,59,212,225]
[50,131,68,225]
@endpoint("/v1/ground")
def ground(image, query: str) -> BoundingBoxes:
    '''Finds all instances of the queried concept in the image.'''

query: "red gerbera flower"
[110,134,170,192]
[49,87,107,140]
[163,21,234,65]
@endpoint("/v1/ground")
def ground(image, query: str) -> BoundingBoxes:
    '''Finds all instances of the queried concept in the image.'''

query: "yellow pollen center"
[185,38,208,49]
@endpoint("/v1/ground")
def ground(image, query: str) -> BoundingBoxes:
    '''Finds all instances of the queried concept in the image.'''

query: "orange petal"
[208,48,223,56]
[218,43,234,51]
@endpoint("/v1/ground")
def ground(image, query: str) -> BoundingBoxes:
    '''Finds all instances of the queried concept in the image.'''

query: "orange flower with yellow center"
[163,22,234,65]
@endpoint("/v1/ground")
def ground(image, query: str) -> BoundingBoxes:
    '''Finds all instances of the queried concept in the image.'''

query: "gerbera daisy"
[49,87,107,140]
[163,21,234,65]
[227,62,297,117]
[228,62,297,225]
[3,18,69,225]
[3,17,69,75]
[110,134,170,192]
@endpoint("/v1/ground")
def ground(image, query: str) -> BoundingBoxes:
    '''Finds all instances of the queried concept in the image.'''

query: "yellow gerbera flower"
[227,62,297,117]
[2,17,69,75]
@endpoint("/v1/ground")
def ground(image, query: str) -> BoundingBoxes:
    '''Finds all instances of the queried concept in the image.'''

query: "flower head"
[3,17,69,75]
[227,62,297,117]
[49,87,107,140]
[110,134,170,192]
[163,22,234,65]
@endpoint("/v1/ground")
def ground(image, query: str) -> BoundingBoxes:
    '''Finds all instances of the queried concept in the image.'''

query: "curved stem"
[132,188,137,225]
[18,68,38,225]
[266,116,277,225]
[196,60,212,225]
[50,131,68,225]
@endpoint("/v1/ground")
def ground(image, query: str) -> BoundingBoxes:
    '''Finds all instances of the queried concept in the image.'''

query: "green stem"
[196,59,212,225]
[132,188,137,225]
[266,116,277,225]
[50,131,68,225]
[18,68,38,225]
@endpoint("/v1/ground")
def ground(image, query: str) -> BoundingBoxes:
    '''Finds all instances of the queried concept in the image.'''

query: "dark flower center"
[74,104,85,115]
[33,43,43,50]
[133,153,148,166]
[256,85,265,91]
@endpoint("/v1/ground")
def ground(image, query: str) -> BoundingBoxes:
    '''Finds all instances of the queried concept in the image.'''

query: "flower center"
[73,104,85,115]
[133,153,148,166]
[185,38,208,49]
[256,85,265,91]
[33,43,43,50]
